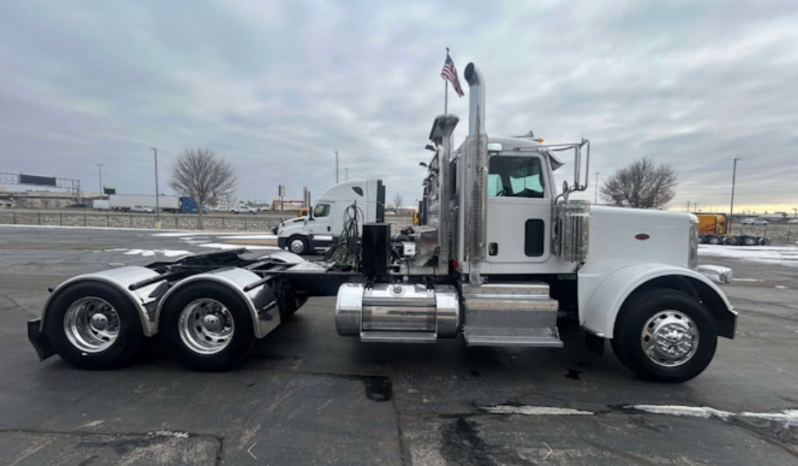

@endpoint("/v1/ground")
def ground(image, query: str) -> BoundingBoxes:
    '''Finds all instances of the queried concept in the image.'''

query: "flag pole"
[444,47,449,114]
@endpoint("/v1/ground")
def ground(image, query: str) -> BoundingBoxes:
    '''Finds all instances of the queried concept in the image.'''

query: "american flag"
[441,54,464,97]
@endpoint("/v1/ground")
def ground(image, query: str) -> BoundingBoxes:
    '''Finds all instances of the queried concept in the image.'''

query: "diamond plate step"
[462,283,561,348]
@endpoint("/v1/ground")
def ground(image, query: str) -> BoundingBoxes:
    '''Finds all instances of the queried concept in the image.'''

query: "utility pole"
[335,150,339,184]
[151,148,160,227]
[729,157,741,234]
[96,163,104,197]
[593,172,599,204]
[693,202,698,212]
[345,167,349,181]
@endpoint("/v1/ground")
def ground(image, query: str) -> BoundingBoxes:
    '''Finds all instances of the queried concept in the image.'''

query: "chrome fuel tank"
[335,283,459,342]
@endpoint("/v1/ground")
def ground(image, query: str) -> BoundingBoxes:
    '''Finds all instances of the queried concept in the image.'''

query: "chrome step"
[462,283,562,348]
[360,330,437,343]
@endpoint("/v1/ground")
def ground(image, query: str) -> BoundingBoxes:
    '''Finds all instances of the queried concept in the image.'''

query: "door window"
[313,203,331,217]
[488,156,545,198]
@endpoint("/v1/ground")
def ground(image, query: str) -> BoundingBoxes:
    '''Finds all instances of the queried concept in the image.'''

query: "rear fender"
[155,268,280,339]
[580,263,736,339]
[40,266,166,337]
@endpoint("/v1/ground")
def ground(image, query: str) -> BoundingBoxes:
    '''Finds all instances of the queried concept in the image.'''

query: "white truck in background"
[274,179,386,255]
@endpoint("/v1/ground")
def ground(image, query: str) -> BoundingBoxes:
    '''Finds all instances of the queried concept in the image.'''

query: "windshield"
[487,156,545,198]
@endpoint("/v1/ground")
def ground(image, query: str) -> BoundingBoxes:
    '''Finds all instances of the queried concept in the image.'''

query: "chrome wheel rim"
[64,297,120,353]
[641,310,699,367]
[290,239,305,254]
[178,299,234,355]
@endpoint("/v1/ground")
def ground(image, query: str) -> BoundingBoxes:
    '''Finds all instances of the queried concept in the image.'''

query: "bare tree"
[388,193,403,213]
[169,148,237,229]
[600,157,677,209]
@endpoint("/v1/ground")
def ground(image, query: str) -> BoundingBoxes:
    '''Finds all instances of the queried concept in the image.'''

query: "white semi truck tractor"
[274,179,386,255]
[28,62,735,382]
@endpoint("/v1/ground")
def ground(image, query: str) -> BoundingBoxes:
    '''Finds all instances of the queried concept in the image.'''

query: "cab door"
[485,154,552,264]
[307,202,333,236]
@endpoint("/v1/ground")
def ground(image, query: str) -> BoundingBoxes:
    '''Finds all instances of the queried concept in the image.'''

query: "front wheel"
[161,282,255,371]
[613,289,717,383]
[288,235,310,255]
[45,282,144,370]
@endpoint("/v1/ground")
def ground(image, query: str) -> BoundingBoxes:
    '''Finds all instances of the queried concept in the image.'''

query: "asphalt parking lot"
[1,225,797,465]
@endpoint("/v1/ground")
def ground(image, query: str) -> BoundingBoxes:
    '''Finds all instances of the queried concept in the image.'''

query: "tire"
[272,279,306,320]
[610,336,630,367]
[613,289,717,383]
[708,236,720,245]
[160,282,255,371]
[744,237,757,246]
[728,236,740,246]
[759,238,770,246]
[45,282,144,370]
[288,235,310,255]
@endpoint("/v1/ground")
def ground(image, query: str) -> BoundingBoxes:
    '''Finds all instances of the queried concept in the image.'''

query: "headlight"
[688,221,698,269]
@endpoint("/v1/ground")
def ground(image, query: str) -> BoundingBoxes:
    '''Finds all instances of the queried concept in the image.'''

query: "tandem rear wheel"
[160,282,255,371]
[45,282,144,370]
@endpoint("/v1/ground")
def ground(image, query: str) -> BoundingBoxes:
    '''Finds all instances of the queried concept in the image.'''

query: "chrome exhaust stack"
[463,63,488,285]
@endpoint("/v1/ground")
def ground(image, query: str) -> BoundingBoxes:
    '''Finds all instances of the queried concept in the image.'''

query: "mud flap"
[27,319,54,360]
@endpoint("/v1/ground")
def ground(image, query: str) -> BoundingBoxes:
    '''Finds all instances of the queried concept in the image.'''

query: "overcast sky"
[1,0,796,214]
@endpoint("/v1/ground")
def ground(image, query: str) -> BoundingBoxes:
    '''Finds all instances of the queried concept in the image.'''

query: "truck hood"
[583,205,694,270]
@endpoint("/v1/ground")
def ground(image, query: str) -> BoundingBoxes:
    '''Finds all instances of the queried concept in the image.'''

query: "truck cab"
[275,180,385,255]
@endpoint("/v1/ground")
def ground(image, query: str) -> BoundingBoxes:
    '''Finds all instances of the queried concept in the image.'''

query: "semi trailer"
[695,213,769,246]
[27,62,736,382]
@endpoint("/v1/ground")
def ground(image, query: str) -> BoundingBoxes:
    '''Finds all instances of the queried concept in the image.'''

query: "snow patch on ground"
[198,243,280,251]
[483,405,594,416]
[123,249,191,257]
[627,405,733,420]
[627,405,798,426]
[147,430,190,438]
[732,278,764,282]
[217,234,277,240]
[700,244,798,268]
[740,409,798,426]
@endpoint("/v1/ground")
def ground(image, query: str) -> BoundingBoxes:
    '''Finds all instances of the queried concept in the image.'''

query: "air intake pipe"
[464,63,487,286]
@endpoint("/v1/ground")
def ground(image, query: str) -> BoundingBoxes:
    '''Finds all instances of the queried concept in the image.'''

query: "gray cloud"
[0,0,796,214]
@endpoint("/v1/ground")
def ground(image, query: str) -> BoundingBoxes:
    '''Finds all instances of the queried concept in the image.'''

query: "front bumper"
[695,265,733,284]
[277,237,288,249]
[28,319,54,361]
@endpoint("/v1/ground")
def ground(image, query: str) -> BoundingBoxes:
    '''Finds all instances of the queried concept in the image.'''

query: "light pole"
[335,150,339,184]
[151,148,160,226]
[729,157,741,234]
[594,172,599,204]
[96,163,104,197]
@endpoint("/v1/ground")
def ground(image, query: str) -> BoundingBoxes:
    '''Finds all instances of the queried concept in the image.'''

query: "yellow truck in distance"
[695,213,769,246]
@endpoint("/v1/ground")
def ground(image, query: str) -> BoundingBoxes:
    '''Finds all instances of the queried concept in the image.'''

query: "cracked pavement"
[1,225,797,465]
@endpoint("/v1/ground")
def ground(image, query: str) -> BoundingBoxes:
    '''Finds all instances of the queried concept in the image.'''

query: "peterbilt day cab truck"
[28,62,735,382]
[274,179,386,255]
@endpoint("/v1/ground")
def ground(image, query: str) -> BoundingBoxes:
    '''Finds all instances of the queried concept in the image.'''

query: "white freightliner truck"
[274,179,386,255]
[28,63,736,382]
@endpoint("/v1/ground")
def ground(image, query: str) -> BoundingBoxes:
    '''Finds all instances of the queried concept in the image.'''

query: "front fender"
[580,263,736,339]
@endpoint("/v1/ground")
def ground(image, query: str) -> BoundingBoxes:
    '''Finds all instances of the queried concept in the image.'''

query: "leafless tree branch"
[599,157,678,209]
[168,148,237,229]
